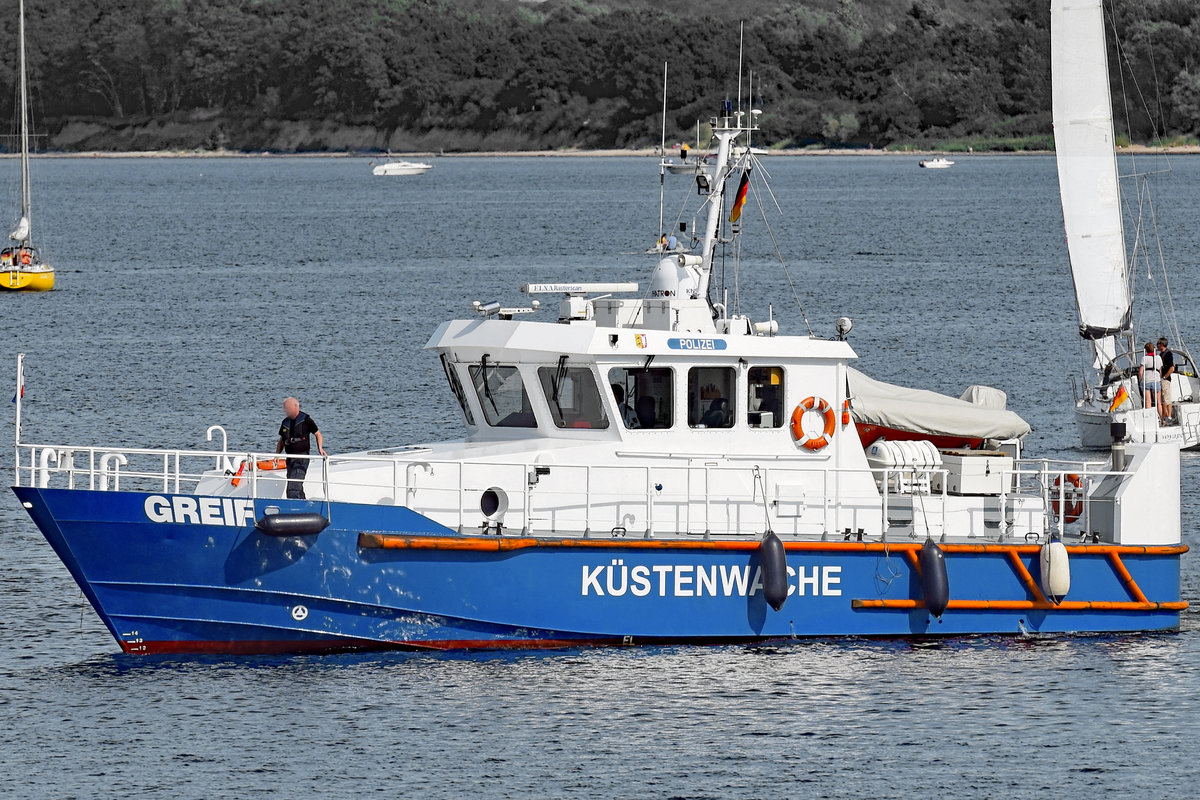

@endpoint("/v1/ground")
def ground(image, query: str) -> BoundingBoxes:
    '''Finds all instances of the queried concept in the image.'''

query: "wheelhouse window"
[688,367,736,428]
[538,364,609,429]
[468,363,537,428]
[440,354,475,426]
[608,367,673,429]
[747,367,784,428]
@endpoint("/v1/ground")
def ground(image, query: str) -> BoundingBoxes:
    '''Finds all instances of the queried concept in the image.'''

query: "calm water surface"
[1,154,1198,798]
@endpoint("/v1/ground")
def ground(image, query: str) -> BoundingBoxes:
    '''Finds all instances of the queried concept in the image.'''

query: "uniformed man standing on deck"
[277,397,326,499]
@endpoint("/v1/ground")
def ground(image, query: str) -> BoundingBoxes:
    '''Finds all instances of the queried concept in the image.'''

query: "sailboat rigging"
[1,0,54,293]
[1057,0,1198,448]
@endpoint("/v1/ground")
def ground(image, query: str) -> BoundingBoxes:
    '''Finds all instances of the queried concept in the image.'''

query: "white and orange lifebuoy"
[1052,473,1083,522]
[791,396,836,451]
[256,458,288,471]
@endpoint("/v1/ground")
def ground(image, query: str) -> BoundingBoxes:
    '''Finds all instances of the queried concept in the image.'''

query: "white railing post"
[13,353,23,487]
[584,465,591,536]
[648,465,657,542]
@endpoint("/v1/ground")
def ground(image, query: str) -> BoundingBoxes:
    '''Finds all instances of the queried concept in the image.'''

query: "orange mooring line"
[851,598,1188,612]
[1108,551,1150,603]
[1004,550,1049,604]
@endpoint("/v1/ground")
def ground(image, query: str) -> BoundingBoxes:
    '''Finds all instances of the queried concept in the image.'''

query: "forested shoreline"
[2,0,1198,153]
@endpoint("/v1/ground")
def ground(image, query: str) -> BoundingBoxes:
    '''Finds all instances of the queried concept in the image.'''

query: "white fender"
[37,448,59,488]
[1039,538,1071,604]
[99,453,129,492]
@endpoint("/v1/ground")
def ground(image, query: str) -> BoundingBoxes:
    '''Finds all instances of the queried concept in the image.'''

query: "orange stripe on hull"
[851,599,1188,612]
[358,533,1187,558]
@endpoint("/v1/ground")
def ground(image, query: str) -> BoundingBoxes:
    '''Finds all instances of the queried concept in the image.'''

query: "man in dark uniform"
[276,397,326,499]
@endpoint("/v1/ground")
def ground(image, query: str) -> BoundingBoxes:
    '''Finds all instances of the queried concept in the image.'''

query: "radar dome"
[648,256,701,300]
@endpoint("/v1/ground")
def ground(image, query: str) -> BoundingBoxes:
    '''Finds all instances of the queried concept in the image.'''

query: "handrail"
[13,439,1133,543]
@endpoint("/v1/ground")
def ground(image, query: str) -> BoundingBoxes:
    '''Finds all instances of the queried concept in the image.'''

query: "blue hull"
[12,487,1186,654]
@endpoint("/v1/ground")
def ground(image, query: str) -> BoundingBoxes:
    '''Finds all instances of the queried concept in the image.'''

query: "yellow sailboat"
[1,0,53,293]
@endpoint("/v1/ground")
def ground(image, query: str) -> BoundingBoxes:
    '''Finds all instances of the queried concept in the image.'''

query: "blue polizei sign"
[667,337,728,351]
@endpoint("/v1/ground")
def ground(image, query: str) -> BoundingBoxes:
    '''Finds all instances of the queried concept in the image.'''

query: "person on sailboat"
[1139,342,1162,414]
[1158,338,1175,422]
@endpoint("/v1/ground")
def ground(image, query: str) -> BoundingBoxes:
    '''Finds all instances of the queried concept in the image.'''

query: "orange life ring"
[1052,473,1083,522]
[791,396,836,451]
[19,250,31,265]
[256,458,288,470]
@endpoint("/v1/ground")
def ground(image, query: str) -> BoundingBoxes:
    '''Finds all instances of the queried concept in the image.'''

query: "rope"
[747,169,815,336]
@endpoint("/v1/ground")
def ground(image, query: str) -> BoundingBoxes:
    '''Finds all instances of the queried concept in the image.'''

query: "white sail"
[9,215,28,242]
[1051,0,1131,368]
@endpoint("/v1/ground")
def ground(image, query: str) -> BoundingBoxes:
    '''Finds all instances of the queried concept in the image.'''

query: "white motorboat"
[918,157,954,169]
[1055,0,1200,449]
[665,158,710,176]
[372,160,433,176]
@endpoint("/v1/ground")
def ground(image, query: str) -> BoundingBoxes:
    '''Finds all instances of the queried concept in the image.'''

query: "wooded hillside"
[1,0,1196,152]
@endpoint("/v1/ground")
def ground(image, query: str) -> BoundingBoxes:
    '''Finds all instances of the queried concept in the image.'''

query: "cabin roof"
[425,319,859,361]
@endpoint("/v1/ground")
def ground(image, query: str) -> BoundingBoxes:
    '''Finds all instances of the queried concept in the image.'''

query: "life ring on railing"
[256,458,288,470]
[1052,473,1083,522]
[791,396,836,451]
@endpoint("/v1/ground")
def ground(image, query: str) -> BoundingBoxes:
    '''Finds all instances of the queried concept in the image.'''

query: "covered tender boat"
[10,55,1186,655]
[847,367,1031,450]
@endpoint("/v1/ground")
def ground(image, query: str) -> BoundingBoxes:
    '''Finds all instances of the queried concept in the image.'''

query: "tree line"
[0,0,1195,152]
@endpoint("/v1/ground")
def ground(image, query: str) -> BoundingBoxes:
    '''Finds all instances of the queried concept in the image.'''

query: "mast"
[658,62,667,245]
[14,0,30,248]
[696,25,753,300]
[1051,0,1132,369]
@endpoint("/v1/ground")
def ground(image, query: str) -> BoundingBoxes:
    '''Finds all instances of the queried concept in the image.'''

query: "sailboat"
[1054,0,1198,448]
[1,0,53,293]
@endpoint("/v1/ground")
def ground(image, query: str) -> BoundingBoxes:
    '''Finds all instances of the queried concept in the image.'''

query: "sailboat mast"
[18,0,30,246]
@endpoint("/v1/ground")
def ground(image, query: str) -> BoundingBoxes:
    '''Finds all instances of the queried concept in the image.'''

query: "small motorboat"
[372,160,433,176]
[664,159,710,176]
[918,157,955,169]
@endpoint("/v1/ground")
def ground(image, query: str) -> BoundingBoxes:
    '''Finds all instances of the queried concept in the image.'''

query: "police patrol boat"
[12,97,1187,656]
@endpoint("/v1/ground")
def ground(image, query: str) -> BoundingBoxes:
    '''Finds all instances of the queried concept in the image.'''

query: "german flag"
[729,171,750,223]
[1108,384,1130,411]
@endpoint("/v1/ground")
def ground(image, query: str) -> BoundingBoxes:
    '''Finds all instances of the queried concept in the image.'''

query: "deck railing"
[13,438,1121,543]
